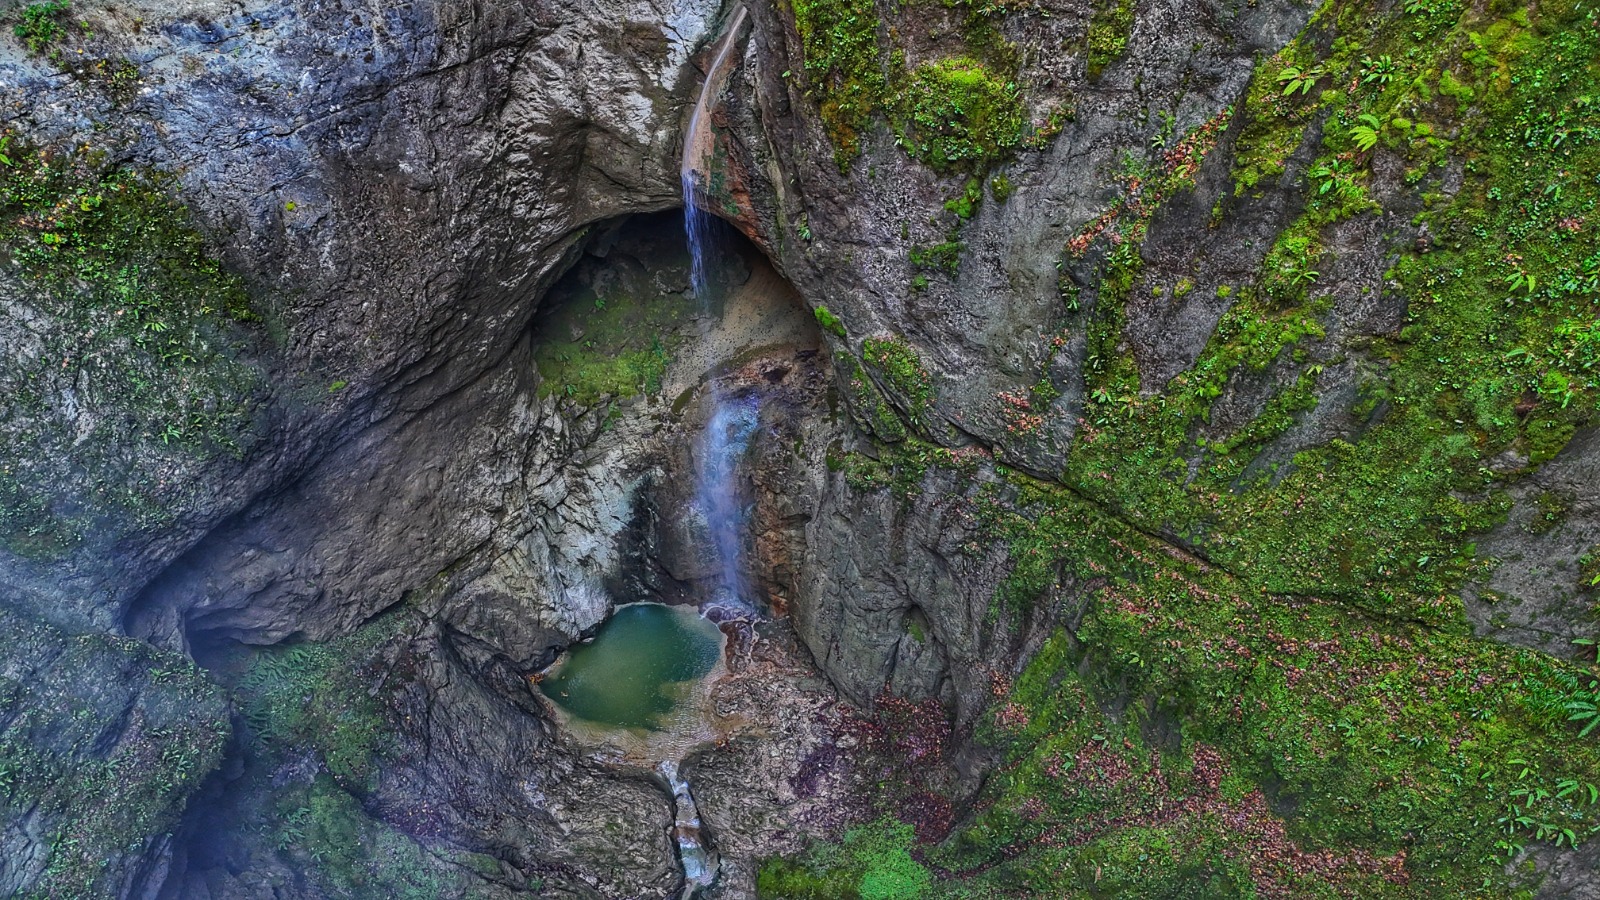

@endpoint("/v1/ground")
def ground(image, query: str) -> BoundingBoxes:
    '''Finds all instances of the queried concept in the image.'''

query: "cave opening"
[527,209,824,622]
[524,207,829,898]
[146,204,836,900]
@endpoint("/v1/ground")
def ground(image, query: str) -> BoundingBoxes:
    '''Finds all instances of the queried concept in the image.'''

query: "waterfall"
[665,9,750,896]
[680,4,748,237]
[661,759,718,899]
[682,3,754,608]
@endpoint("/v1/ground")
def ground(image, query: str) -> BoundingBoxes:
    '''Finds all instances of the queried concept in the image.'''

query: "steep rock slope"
[3,0,1600,895]
[0,0,729,894]
[716,0,1600,894]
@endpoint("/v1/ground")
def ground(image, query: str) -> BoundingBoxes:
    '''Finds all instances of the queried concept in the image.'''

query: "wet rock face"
[0,0,718,632]
[0,603,228,899]
[1466,427,1600,659]
[684,0,1327,707]
[1,0,1342,888]
[0,0,754,888]
[723,0,1319,457]
[171,611,684,900]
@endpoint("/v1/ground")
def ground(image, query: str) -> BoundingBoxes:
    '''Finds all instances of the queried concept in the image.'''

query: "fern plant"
[1361,54,1397,84]
[1277,64,1323,96]
[1348,114,1383,152]
[1568,679,1600,737]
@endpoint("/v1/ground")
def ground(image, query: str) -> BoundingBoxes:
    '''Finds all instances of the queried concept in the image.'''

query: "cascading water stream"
[682,2,755,604]
[661,759,716,898]
[667,7,750,896]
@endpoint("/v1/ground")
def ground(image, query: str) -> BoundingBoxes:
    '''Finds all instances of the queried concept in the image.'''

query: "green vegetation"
[758,819,930,899]
[815,304,849,338]
[0,133,269,557]
[13,0,69,53]
[861,337,932,425]
[989,173,1014,202]
[791,0,889,167]
[770,0,1600,894]
[944,177,984,218]
[531,280,690,406]
[770,440,1600,896]
[1055,0,1600,623]
[909,240,964,276]
[1085,0,1136,79]
[237,618,398,785]
[897,58,1025,173]
[0,607,230,898]
[228,609,487,898]
[787,0,1043,183]
[1529,490,1571,535]
[955,469,1600,891]
[838,350,909,442]
[271,776,459,900]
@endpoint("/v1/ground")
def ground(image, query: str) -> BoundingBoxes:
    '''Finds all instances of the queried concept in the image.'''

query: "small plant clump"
[1528,490,1572,535]
[862,336,933,424]
[897,58,1025,173]
[838,350,909,442]
[1085,0,1136,79]
[989,172,1014,202]
[814,304,848,338]
[13,0,69,53]
[908,240,964,276]
[943,176,983,218]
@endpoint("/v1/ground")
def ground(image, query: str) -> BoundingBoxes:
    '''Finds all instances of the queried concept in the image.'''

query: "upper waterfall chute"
[680,4,750,214]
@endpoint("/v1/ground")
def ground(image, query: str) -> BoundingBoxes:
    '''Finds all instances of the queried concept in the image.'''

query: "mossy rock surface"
[0,603,229,898]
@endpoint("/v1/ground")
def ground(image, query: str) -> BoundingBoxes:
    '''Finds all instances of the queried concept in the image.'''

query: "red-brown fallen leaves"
[993,701,1031,732]
[971,742,1408,894]
[1070,738,1135,788]
[841,692,958,843]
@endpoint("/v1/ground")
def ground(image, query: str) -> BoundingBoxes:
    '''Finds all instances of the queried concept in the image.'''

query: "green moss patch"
[272,776,468,900]
[791,0,890,168]
[0,606,229,898]
[759,818,931,899]
[531,280,692,407]
[896,58,1025,173]
[862,336,933,426]
[787,0,1048,180]
[0,134,270,557]
[815,304,849,337]
[1085,0,1136,79]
